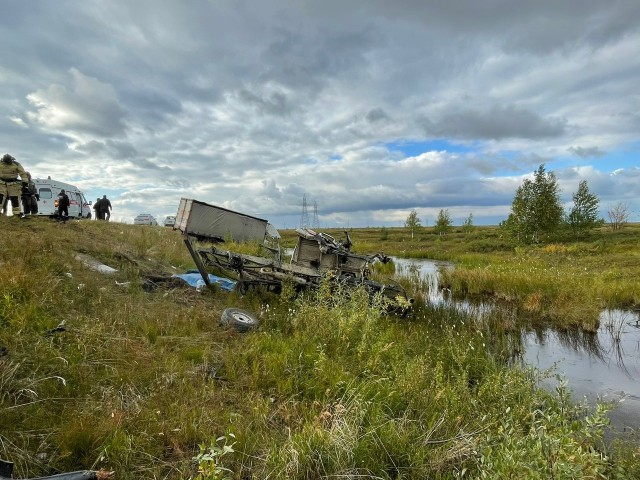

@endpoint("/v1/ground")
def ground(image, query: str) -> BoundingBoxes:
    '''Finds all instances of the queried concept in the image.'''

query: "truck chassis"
[184,227,412,313]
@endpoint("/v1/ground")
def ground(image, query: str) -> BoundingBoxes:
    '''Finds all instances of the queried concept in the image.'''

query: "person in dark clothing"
[93,197,103,220]
[21,172,39,215]
[57,189,70,222]
[99,195,112,221]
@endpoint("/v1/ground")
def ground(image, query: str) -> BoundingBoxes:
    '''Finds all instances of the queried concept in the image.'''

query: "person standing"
[21,172,39,215]
[57,189,70,222]
[99,195,112,221]
[93,197,103,220]
[0,153,28,218]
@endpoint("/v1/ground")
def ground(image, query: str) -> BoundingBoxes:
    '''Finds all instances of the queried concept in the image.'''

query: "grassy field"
[1,218,639,479]
[282,224,640,331]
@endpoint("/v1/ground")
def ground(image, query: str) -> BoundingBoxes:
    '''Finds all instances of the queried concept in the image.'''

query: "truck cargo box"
[175,198,279,243]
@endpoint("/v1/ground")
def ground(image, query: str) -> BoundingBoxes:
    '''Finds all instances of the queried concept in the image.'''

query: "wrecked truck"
[178,198,412,313]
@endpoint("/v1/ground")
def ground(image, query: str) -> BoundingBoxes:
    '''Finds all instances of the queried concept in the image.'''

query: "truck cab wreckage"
[176,198,413,313]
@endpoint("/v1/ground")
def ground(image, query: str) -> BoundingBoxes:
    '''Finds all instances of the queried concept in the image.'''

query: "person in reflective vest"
[0,154,28,218]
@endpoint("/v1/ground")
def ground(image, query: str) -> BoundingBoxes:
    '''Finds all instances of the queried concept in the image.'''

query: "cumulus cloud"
[0,0,637,225]
[421,105,566,140]
[26,68,127,140]
[568,145,606,158]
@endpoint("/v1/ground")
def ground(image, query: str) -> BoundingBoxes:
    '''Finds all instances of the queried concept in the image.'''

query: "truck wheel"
[220,308,259,332]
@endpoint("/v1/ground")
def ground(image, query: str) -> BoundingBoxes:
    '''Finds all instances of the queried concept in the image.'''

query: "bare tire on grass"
[220,308,259,332]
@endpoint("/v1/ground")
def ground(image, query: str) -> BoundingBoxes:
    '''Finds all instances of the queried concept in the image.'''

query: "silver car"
[133,213,158,226]
[163,215,176,227]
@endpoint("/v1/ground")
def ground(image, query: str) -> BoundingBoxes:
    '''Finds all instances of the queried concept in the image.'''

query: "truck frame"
[179,199,412,313]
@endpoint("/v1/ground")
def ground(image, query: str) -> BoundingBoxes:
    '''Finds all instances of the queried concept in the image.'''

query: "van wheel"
[220,308,259,332]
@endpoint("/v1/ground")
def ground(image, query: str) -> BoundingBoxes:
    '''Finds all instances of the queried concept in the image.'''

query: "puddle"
[392,256,492,319]
[521,311,640,435]
[393,256,640,435]
[391,256,453,304]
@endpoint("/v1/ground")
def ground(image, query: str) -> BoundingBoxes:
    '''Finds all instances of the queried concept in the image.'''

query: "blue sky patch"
[385,140,474,157]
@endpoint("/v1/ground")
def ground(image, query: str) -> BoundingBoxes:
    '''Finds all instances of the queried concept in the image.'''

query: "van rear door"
[68,192,81,217]
[37,185,56,216]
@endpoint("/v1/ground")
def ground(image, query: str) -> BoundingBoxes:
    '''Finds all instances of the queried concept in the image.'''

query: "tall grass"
[1,218,638,478]
[281,225,639,332]
[435,241,639,331]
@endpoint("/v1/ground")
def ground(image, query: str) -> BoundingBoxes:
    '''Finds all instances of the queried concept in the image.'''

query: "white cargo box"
[175,198,279,243]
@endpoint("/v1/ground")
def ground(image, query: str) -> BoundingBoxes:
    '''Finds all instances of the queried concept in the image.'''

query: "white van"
[34,178,92,219]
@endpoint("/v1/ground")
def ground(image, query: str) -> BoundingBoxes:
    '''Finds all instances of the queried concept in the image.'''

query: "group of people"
[1,152,113,222]
[0,153,35,218]
[93,195,112,220]
[1,152,68,221]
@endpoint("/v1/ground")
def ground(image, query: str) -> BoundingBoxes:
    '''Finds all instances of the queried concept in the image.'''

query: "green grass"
[279,224,640,331]
[1,218,639,478]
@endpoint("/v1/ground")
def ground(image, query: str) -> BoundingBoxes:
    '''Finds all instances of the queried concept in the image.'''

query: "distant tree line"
[404,208,455,236]
[402,163,629,243]
[502,163,626,244]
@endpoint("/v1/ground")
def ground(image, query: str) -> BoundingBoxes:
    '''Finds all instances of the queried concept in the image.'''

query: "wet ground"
[393,256,640,437]
[522,311,640,436]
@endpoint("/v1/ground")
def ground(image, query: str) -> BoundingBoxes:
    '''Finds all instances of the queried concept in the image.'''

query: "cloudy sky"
[2,0,639,227]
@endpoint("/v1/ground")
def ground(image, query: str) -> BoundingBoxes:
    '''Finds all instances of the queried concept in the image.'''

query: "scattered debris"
[172,271,236,291]
[74,253,117,275]
[141,276,186,292]
[194,363,228,382]
[0,459,113,480]
[45,321,67,336]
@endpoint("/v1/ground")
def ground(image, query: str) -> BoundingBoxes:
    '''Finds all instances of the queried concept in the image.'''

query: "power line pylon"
[312,201,320,230]
[300,194,310,228]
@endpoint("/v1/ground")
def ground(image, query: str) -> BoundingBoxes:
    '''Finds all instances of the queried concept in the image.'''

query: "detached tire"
[220,308,259,333]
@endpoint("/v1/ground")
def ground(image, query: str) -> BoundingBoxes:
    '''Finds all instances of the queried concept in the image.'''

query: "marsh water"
[393,257,640,435]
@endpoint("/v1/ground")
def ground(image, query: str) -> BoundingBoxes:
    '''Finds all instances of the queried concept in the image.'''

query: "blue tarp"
[173,270,237,291]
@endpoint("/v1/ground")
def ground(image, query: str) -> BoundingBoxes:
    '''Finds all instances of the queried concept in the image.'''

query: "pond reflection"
[393,256,640,435]
[521,310,640,435]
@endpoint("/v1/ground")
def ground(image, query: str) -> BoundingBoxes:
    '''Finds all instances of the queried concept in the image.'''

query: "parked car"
[133,213,158,226]
[163,215,176,227]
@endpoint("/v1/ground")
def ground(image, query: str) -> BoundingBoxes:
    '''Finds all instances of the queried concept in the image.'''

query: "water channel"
[392,257,640,436]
